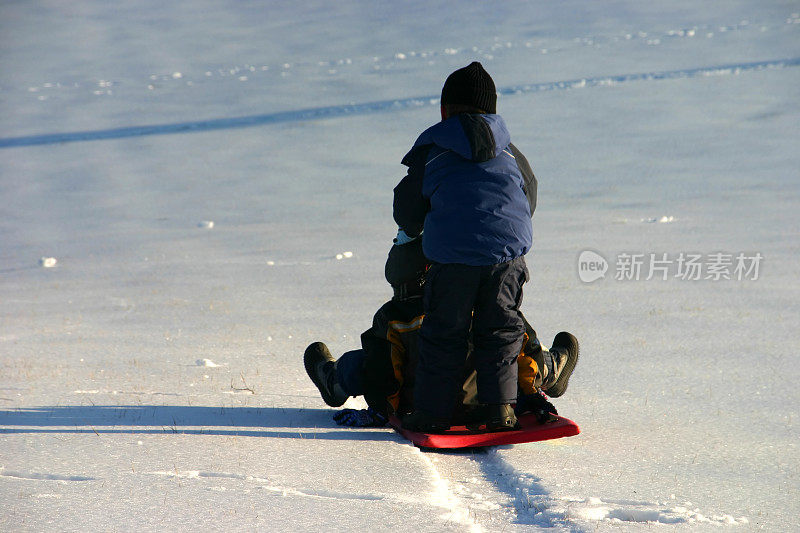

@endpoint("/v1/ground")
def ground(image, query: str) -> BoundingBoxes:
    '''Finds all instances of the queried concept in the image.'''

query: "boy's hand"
[332,407,388,427]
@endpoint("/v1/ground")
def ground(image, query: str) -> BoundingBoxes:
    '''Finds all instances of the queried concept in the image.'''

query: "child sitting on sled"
[304,235,579,431]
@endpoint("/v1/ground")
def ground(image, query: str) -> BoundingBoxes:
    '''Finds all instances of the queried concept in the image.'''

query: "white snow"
[1,1,799,531]
[641,216,675,223]
[38,257,58,268]
[195,359,222,368]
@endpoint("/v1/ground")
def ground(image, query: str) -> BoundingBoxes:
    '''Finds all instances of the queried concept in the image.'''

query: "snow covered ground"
[1,1,798,531]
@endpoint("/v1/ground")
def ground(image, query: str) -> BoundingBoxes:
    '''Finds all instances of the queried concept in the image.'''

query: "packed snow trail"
[405,444,750,530]
[1,56,797,148]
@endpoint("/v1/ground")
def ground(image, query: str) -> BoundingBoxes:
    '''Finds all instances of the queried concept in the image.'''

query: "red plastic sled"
[389,412,580,449]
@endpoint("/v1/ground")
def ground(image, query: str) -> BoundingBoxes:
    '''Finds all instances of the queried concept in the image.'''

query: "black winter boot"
[466,403,519,432]
[542,332,579,398]
[304,342,348,407]
[485,403,519,431]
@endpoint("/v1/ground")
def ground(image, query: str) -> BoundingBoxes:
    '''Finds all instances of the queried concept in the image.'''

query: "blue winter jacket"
[393,114,537,266]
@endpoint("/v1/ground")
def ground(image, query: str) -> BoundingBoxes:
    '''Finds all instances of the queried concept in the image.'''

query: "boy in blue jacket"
[394,62,570,432]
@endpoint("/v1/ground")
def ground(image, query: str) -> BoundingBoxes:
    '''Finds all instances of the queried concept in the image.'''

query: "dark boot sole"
[466,420,520,432]
[544,332,579,398]
[303,342,346,407]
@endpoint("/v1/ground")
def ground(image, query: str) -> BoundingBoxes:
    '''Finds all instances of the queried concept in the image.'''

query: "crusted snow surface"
[1,0,798,531]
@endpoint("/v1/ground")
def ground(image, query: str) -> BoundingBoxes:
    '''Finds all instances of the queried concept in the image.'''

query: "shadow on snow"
[0,405,394,442]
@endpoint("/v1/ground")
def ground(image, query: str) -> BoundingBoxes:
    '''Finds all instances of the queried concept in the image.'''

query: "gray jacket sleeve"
[508,143,537,217]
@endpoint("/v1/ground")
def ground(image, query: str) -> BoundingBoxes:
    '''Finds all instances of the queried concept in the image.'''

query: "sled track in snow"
[467,448,748,529]
[1,57,798,149]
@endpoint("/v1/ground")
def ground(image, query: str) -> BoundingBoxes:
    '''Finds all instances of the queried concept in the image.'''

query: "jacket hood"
[403,114,511,165]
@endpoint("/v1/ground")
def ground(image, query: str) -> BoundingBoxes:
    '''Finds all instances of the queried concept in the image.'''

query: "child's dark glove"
[332,407,388,427]
[515,390,558,423]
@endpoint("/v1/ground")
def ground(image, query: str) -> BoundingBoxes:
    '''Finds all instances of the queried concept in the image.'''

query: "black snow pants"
[414,256,529,419]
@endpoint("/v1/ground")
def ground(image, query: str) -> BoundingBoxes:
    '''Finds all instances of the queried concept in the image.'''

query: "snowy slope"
[1,1,799,531]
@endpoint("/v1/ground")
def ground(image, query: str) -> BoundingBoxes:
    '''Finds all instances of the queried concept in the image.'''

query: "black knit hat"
[441,62,497,114]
